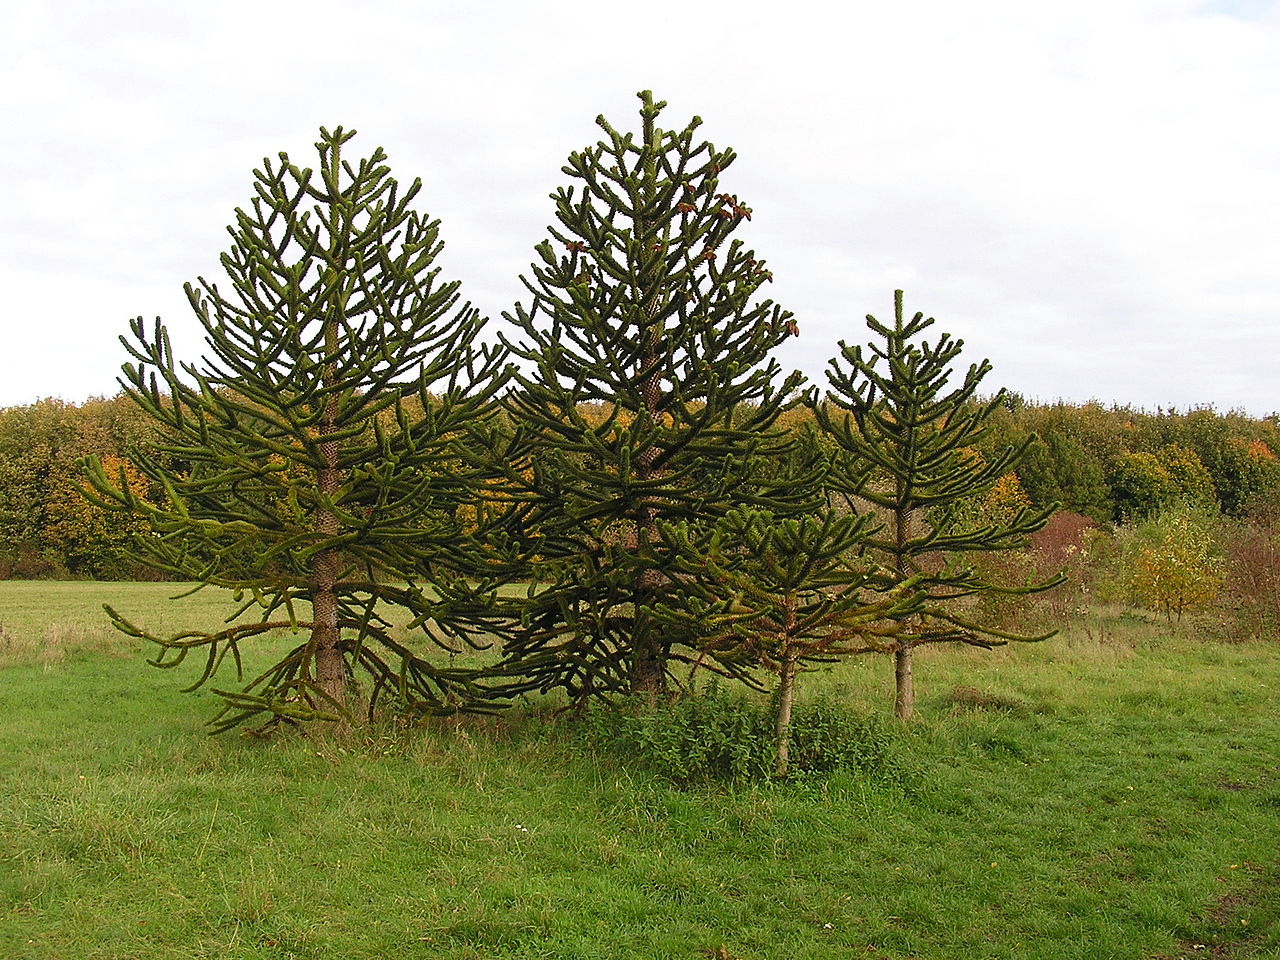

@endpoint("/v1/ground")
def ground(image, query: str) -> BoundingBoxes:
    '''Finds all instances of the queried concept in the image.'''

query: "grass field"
[1,581,1278,959]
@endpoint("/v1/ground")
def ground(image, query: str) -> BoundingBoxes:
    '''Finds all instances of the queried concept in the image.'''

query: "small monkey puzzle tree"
[83,127,507,731]
[657,499,921,775]
[816,291,1060,720]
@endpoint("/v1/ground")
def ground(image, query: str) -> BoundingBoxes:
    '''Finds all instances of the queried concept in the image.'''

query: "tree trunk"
[774,648,797,777]
[631,518,666,701]
[893,502,914,721]
[630,319,666,701]
[310,325,348,719]
[894,642,914,721]
[310,545,347,713]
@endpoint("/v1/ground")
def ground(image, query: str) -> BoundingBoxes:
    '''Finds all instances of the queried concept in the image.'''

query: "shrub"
[966,548,1049,633]
[1125,503,1223,623]
[1214,512,1280,641]
[1089,526,1133,606]
[1026,511,1106,621]
[579,684,895,786]
[785,697,896,778]
[0,544,68,580]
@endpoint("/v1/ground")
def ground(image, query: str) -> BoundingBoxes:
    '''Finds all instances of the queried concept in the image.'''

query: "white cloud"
[2,0,1278,413]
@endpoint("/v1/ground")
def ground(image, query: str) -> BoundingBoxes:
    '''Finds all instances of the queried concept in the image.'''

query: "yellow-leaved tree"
[1127,503,1223,623]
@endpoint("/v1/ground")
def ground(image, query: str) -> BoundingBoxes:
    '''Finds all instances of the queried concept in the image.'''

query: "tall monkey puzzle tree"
[82,127,507,731]
[817,291,1060,720]
[496,91,806,702]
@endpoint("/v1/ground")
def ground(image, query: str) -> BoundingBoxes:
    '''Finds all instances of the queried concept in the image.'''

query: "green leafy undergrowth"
[578,683,896,786]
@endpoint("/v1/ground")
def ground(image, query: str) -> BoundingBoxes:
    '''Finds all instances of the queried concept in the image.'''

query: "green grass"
[1,582,1278,959]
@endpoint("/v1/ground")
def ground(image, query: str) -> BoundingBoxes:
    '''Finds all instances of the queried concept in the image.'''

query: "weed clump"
[579,684,895,787]
[943,684,1031,714]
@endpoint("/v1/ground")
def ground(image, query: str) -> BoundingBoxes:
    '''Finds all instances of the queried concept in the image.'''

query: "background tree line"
[5,393,1277,580]
[0,395,161,580]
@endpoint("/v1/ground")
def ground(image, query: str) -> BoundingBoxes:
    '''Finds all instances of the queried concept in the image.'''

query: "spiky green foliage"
[81,127,508,731]
[493,91,807,703]
[817,290,1061,719]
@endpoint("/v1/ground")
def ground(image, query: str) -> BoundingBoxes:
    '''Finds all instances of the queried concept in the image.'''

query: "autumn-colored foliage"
[982,472,1034,526]
[0,396,161,579]
[1026,511,1102,622]
[1126,505,1223,623]
[45,455,153,578]
[1217,509,1280,640]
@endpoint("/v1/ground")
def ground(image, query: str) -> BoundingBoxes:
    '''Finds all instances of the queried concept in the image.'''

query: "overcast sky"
[3,0,1278,415]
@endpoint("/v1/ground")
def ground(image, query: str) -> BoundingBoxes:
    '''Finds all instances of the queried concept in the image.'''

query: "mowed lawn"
[1,581,1278,960]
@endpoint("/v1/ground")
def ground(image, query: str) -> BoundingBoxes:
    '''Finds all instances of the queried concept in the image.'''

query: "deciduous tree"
[1127,503,1223,623]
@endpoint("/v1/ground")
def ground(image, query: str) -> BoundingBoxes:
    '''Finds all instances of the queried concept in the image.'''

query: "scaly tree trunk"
[630,318,666,700]
[773,627,793,778]
[311,328,348,717]
[893,501,914,721]
[310,545,347,712]
[894,644,914,721]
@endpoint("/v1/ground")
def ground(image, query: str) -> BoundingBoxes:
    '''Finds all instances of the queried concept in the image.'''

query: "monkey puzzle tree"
[82,127,507,731]
[816,291,1060,720]
[494,91,806,703]
[656,499,921,775]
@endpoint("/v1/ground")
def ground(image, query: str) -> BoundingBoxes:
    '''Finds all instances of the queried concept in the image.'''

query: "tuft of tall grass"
[0,619,125,668]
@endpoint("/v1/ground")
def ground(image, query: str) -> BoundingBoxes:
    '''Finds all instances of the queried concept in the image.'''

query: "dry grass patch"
[0,618,128,668]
